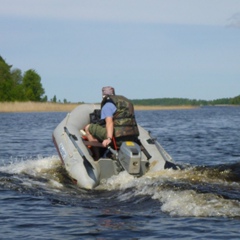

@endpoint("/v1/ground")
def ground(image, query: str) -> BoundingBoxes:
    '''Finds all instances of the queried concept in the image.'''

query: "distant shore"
[0,101,197,113]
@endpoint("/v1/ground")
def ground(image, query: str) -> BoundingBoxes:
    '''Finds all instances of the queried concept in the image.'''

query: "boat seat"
[84,139,119,160]
[82,136,118,149]
[82,140,106,148]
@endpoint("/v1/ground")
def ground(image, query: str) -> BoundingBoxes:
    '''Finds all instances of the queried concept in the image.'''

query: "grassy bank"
[0,102,79,112]
[0,102,197,113]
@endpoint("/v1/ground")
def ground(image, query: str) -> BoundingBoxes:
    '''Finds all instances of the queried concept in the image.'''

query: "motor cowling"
[118,142,141,175]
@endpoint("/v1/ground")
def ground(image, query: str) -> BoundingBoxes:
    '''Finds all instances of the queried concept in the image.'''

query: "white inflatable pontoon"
[52,104,177,189]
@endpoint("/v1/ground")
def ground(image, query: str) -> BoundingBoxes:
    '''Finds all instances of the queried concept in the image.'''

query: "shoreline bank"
[0,102,197,113]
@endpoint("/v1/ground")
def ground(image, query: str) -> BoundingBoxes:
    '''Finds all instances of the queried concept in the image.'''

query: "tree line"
[0,56,47,102]
[131,96,240,106]
[1,55,239,105]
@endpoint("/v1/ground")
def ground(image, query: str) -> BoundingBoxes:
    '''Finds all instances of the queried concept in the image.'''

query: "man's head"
[102,86,115,97]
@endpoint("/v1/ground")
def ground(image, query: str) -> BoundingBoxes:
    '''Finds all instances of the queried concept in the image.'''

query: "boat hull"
[53,104,175,189]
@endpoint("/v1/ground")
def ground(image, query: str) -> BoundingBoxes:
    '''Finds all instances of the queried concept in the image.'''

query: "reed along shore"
[0,101,197,113]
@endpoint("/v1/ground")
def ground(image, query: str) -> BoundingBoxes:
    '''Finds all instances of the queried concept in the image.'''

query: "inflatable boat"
[52,104,177,189]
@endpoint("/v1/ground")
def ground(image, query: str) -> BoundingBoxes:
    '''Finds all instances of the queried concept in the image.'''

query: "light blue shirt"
[101,102,117,119]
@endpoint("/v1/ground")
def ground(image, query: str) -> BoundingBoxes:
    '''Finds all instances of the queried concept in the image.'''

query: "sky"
[1,0,240,103]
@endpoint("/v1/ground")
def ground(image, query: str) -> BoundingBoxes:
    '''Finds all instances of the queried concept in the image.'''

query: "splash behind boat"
[52,104,176,189]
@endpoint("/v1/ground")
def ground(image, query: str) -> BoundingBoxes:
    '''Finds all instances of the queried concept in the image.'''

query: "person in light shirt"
[85,86,139,153]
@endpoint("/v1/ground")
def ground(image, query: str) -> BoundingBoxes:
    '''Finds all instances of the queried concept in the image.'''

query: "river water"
[0,106,240,239]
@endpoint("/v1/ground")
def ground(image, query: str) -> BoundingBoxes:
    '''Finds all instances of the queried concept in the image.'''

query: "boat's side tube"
[64,126,97,182]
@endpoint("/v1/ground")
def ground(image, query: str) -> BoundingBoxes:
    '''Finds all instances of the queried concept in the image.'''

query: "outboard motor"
[118,142,142,175]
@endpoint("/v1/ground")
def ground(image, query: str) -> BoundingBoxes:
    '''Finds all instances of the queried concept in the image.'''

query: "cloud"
[227,12,240,28]
[1,0,240,27]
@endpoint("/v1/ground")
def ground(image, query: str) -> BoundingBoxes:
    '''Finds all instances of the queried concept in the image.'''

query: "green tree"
[42,95,48,102]
[230,95,240,105]
[0,56,15,101]
[22,69,45,101]
[52,95,57,103]
[11,68,25,100]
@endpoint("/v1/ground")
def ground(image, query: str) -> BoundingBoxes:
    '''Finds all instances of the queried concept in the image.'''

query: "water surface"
[1,106,240,239]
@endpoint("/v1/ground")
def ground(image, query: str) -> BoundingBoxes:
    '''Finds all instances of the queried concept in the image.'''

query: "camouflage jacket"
[101,95,139,138]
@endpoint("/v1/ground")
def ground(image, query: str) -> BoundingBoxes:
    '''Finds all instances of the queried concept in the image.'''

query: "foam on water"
[1,154,240,218]
[99,167,240,217]
[1,156,59,173]
[0,155,65,191]
[156,189,240,217]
